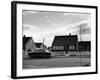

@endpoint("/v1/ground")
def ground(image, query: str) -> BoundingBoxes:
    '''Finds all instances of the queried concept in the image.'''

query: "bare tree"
[78,22,88,66]
[79,22,88,41]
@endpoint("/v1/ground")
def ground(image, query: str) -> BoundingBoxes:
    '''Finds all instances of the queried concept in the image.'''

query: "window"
[53,46,56,50]
[58,46,64,50]
[61,46,64,50]
[69,45,75,50]
[55,46,58,50]
[53,46,64,50]
[53,46,58,50]
[58,46,61,50]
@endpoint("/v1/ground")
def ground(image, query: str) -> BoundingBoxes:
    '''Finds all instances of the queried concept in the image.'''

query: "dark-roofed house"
[23,35,36,53]
[52,34,78,56]
[78,41,91,51]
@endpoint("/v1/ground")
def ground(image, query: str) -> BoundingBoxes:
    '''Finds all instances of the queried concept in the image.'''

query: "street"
[23,56,90,69]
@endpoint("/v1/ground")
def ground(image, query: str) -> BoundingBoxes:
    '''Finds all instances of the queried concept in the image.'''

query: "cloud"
[63,13,75,16]
[23,24,40,31]
[73,20,91,35]
[22,11,91,47]
[23,25,31,31]
[40,20,90,37]
[23,11,38,16]
[23,24,41,36]
[23,24,32,31]
[82,27,91,34]
[50,20,90,36]
[22,12,27,16]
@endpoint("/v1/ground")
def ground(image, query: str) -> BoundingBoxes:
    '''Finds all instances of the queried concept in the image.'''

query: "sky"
[22,10,91,47]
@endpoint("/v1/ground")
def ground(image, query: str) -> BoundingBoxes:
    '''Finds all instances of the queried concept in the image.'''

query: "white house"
[23,35,36,55]
[23,35,47,55]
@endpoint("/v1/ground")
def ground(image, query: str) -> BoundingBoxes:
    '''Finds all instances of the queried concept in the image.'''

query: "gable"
[25,38,36,50]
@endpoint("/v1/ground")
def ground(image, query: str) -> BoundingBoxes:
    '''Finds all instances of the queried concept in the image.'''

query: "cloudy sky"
[22,10,91,47]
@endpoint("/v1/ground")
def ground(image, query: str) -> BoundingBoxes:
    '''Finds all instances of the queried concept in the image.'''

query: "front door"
[64,45,68,54]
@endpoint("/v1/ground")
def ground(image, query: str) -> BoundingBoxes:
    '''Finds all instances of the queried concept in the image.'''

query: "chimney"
[69,33,71,36]
[23,35,26,38]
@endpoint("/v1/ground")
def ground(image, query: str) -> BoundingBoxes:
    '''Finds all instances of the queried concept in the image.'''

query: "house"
[78,41,91,51]
[23,35,47,51]
[52,34,78,56]
[23,35,36,52]
[35,43,47,50]
[48,47,52,52]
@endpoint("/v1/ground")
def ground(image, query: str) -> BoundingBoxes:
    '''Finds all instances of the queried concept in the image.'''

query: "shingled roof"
[78,41,91,46]
[52,34,78,46]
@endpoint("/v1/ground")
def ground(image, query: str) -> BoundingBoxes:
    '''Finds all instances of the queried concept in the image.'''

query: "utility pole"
[43,37,44,50]
[79,23,87,66]
[79,24,82,66]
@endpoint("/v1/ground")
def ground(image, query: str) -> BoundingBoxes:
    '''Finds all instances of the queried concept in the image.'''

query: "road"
[23,56,90,69]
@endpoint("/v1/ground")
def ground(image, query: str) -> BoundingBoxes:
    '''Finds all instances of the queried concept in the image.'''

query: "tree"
[78,22,88,66]
[79,22,88,41]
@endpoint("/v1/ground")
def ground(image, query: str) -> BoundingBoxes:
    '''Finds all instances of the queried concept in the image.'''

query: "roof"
[23,36,31,45]
[52,35,78,46]
[78,41,91,45]
[35,43,47,49]
[23,36,32,50]
[35,43,42,48]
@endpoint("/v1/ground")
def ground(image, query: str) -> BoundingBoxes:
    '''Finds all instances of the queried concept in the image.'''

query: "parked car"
[28,49,52,58]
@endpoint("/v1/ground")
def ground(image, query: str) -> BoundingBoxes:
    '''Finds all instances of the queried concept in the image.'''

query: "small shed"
[78,41,91,51]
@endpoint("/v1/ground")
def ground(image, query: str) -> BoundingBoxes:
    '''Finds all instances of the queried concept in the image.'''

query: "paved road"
[23,56,90,69]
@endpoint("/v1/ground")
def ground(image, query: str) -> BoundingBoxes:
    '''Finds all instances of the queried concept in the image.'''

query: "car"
[28,49,52,58]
